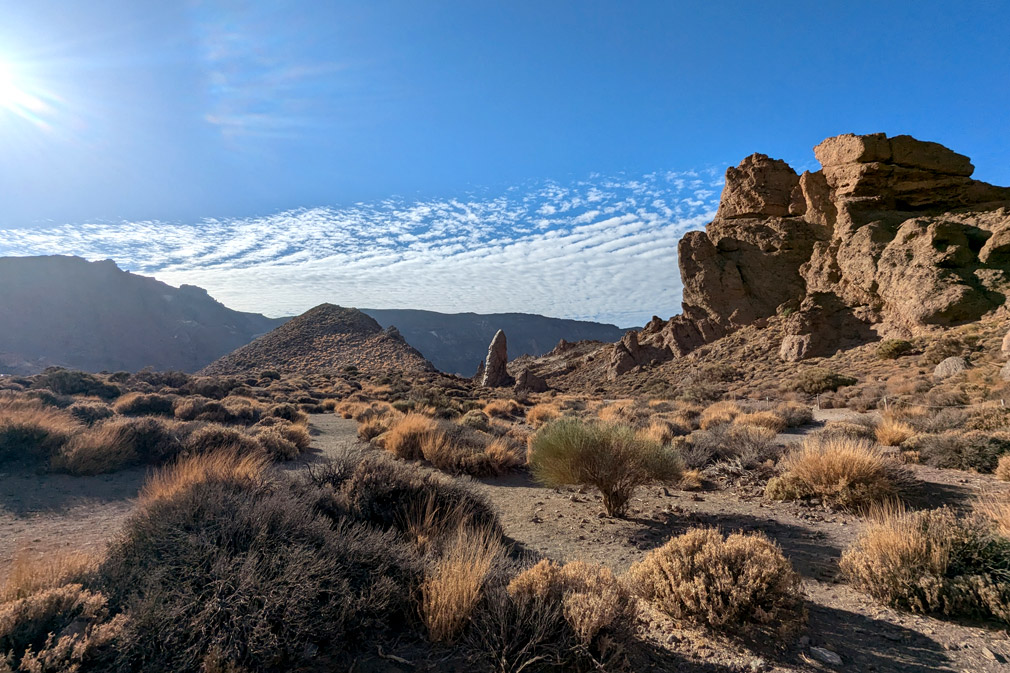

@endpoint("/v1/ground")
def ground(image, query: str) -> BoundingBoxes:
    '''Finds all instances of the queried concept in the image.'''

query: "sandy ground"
[3,411,1009,672]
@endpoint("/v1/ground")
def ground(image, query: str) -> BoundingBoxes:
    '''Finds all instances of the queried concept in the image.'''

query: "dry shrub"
[597,399,650,425]
[698,401,742,430]
[421,525,504,643]
[358,415,393,441]
[51,416,184,475]
[1,551,99,603]
[817,419,876,442]
[459,409,490,432]
[112,392,176,416]
[637,419,679,445]
[310,453,501,537]
[875,413,915,447]
[766,437,915,510]
[679,468,704,491]
[67,401,115,426]
[183,423,262,457]
[0,399,79,463]
[385,413,441,460]
[529,418,682,517]
[734,410,787,433]
[627,528,806,637]
[140,451,269,505]
[682,423,778,470]
[483,399,522,419]
[977,491,1010,538]
[264,403,308,425]
[484,436,524,472]
[101,468,421,671]
[525,403,560,429]
[966,405,1010,432]
[996,455,1010,482]
[508,559,634,646]
[253,428,301,460]
[840,506,1010,624]
[0,583,111,667]
[793,367,857,395]
[915,430,1010,473]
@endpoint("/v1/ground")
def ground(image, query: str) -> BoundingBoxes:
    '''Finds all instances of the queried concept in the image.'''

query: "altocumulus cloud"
[0,171,723,326]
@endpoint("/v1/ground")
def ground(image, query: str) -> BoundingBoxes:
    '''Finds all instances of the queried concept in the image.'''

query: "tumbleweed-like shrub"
[627,527,806,637]
[840,506,1010,625]
[766,437,916,510]
[529,418,682,517]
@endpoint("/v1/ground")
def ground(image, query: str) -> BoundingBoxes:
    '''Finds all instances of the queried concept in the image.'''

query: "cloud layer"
[0,170,723,326]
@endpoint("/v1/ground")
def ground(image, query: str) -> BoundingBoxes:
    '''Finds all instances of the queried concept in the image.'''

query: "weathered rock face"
[480,329,515,387]
[514,367,548,393]
[609,132,1010,371]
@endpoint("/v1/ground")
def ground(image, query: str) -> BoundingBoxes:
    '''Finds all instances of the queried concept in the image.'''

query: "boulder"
[480,329,514,387]
[1001,360,1010,382]
[514,368,548,393]
[933,356,970,380]
[778,334,812,362]
[715,154,800,219]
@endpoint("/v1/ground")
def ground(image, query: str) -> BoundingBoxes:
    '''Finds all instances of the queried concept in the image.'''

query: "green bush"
[793,367,857,395]
[877,339,914,360]
[529,418,682,517]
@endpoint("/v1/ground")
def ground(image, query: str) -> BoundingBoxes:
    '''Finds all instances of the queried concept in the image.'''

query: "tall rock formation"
[605,132,1010,377]
[480,329,515,387]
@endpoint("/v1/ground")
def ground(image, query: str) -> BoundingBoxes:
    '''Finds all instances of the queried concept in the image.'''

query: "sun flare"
[0,60,22,108]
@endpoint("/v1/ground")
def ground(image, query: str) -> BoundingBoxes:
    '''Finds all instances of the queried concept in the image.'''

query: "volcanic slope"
[201,303,435,375]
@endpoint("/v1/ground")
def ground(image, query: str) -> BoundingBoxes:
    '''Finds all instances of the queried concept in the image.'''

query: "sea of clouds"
[0,170,722,326]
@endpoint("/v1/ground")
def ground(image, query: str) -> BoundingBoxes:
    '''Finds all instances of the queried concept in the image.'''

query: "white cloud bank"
[0,170,723,326]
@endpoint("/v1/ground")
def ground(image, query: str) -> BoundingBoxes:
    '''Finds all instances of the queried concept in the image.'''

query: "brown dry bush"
[67,401,115,426]
[682,423,778,470]
[734,410,787,433]
[385,413,441,460]
[0,552,99,603]
[51,416,185,475]
[915,430,1010,473]
[182,423,262,458]
[0,399,80,464]
[112,392,176,416]
[507,559,634,647]
[816,419,877,442]
[774,401,814,427]
[525,403,560,429]
[875,413,915,447]
[358,414,395,441]
[698,400,741,429]
[766,437,916,510]
[421,525,504,643]
[597,399,651,426]
[840,506,1010,624]
[419,425,522,477]
[996,455,1010,482]
[636,419,680,445]
[483,399,522,419]
[140,451,269,505]
[627,528,806,637]
[99,464,423,672]
[263,403,308,425]
[529,418,682,517]
[459,409,491,432]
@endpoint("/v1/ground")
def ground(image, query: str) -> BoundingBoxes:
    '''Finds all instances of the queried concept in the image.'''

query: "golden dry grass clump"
[483,398,523,419]
[636,419,681,446]
[139,451,269,505]
[525,402,561,429]
[840,505,1010,624]
[996,455,1010,482]
[0,551,99,603]
[383,413,522,477]
[421,525,504,643]
[508,559,635,645]
[0,398,80,463]
[627,527,806,637]
[529,418,682,517]
[384,413,441,460]
[698,400,742,430]
[50,416,184,475]
[597,399,651,425]
[875,413,915,447]
[976,491,1010,538]
[733,410,786,433]
[765,437,915,510]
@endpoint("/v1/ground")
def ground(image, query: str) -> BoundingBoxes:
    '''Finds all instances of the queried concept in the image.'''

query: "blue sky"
[0,1,1008,324]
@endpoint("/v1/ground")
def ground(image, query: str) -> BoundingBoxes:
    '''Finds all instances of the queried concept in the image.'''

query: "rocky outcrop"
[514,367,548,393]
[1002,329,1010,359]
[595,132,1010,373]
[480,330,514,387]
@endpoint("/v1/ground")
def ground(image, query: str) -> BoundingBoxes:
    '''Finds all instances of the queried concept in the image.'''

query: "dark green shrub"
[877,339,914,360]
[793,367,857,395]
[529,419,682,517]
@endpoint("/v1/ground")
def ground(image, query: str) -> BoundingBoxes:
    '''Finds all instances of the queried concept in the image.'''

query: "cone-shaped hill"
[200,304,435,375]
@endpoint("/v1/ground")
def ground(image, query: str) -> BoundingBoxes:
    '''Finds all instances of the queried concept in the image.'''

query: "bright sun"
[0,60,22,108]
